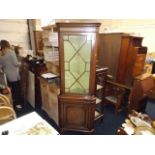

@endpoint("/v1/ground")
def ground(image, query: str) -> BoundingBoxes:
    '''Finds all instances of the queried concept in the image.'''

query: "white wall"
[99,19,155,53]
[28,19,43,55]
[39,19,155,53]
[0,19,30,49]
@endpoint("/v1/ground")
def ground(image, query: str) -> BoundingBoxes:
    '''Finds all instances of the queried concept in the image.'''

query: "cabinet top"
[42,24,58,31]
[56,22,101,27]
[56,23,101,33]
[99,32,143,38]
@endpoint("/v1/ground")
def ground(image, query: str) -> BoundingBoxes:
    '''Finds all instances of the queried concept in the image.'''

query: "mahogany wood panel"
[117,36,131,83]
[98,33,147,86]
[98,33,122,79]
[59,94,96,133]
[125,47,147,86]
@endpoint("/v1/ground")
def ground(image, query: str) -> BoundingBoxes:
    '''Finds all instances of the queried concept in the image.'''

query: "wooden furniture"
[0,93,12,107]
[57,23,101,133]
[153,74,155,83]
[95,67,108,120]
[42,25,59,75]
[40,76,60,125]
[32,64,46,110]
[128,73,155,112]
[20,58,29,106]
[97,33,147,86]
[25,58,47,110]
[0,93,16,125]
[0,87,13,105]
[0,106,16,125]
[148,87,155,100]
[104,80,130,114]
[125,46,147,86]
[33,30,43,56]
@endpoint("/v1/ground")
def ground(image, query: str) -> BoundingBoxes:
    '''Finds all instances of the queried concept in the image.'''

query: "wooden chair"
[0,94,16,125]
[0,106,16,125]
[0,94,11,107]
[104,80,130,114]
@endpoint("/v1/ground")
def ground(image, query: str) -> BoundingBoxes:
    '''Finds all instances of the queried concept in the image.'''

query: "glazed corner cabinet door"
[57,23,101,133]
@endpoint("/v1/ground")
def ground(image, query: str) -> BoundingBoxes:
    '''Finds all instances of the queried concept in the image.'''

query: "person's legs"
[8,81,23,110]
[14,81,23,109]
[8,81,16,109]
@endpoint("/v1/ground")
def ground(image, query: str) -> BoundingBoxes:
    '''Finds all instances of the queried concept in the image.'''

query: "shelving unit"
[39,24,60,124]
[42,25,59,75]
[95,67,109,121]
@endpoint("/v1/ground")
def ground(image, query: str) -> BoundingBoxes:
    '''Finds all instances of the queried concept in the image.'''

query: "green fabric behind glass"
[64,35,92,94]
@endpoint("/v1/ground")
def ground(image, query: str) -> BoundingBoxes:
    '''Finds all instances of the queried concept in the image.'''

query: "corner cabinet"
[57,23,101,134]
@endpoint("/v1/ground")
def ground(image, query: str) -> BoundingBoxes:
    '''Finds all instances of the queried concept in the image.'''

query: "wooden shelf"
[95,111,103,120]
[105,96,117,104]
[44,45,59,48]
[97,84,103,90]
[96,97,102,104]
[95,67,108,122]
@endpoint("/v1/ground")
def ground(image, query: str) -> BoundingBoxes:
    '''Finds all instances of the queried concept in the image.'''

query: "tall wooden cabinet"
[57,23,101,133]
[125,46,147,86]
[97,33,147,86]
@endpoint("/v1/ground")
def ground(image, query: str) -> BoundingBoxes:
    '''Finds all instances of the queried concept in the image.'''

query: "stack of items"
[42,25,59,75]
[43,47,59,62]
[118,110,155,135]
